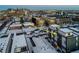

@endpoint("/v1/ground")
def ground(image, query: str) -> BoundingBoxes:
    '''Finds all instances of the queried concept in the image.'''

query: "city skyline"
[0,5,79,10]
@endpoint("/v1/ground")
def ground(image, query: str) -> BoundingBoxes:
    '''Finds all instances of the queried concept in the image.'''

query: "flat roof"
[50,24,60,27]
[5,22,12,27]
[10,22,21,27]
[11,34,27,52]
[32,37,57,53]
[23,27,36,32]
[0,27,8,35]
[23,22,34,26]
[0,34,10,53]
[14,35,26,47]
[69,27,79,32]
[7,29,22,34]
[59,28,72,33]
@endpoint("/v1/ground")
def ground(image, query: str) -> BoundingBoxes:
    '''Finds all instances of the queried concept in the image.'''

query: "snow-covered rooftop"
[11,34,27,53]
[0,34,11,53]
[23,22,34,26]
[69,27,79,32]
[59,28,72,33]
[10,22,21,27]
[32,37,57,53]
[7,29,22,34]
[0,27,8,35]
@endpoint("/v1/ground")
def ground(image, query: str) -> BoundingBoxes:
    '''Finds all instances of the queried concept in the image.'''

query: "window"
[14,47,27,53]
[21,47,27,52]
[14,48,21,53]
